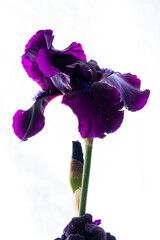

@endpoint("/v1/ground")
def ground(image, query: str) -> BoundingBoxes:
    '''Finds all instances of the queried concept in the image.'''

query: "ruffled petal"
[36,48,60,77]
[101,72,150,111]
[62,82,124,138]
[25,29,54,52]
[21,57,53,90]
[22,57,42,79]
[37,49,72,93]
[53,42,87,61]
[22,30,54,90]
[22,30,87,91]
[64,60,102,85]
[12,90,61,141]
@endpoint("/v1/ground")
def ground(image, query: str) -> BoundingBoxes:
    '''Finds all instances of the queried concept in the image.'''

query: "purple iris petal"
[25,29,54,52]
[22,30,87,93]
[50,73,72,93]
[21,57,53,90]
[94,219,101,225]
[36,48,72,93]
[101,72,150,111]
[22,30,54,90]
[88,60,103,81]
[36,48,60,77]
[64,60,102,85]
[22,57,41,78]
[53,42,87,61]
[12,90,61,141]
[62,82,124,138]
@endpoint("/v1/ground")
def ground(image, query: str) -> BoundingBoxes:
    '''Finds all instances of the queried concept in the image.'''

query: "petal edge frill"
[53,42,87,61]
[25,29,54,53]
[21,57,53,90]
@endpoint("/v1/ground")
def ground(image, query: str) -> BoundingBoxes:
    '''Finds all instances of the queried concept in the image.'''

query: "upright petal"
[13,89,61,141]
[22,30,87,91]
[62,82,124,138]
[101,72,150,111]
[36,48,60,77]
[22,30,54,90]
[25,29,54,53]
[53,42,87,61]
[21,57,53,90]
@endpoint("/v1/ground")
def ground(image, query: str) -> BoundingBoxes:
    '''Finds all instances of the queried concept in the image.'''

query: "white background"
[0,0,160,240]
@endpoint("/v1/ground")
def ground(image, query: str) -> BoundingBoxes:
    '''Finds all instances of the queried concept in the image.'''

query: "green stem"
[79,138,93,216]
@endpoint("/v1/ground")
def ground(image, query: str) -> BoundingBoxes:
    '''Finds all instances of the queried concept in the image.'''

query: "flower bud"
[70,141,84,216]
[70,141,84,193]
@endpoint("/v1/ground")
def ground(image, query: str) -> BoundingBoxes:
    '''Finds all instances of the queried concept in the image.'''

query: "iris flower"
[12,29,150,141]
[55,213,116,240]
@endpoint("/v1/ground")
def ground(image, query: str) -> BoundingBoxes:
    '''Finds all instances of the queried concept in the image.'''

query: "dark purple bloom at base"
[106,232,117,240]
[55,214,116,240]
[12,29,150,141]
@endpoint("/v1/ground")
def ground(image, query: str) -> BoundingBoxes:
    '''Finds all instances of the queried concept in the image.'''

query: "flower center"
[80,81,90,93]
[51,53,102,90]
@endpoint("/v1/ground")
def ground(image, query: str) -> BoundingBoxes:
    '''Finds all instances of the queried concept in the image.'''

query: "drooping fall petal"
[13,90,61,141]
[101,72,150,111]
[62,82,124,138]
